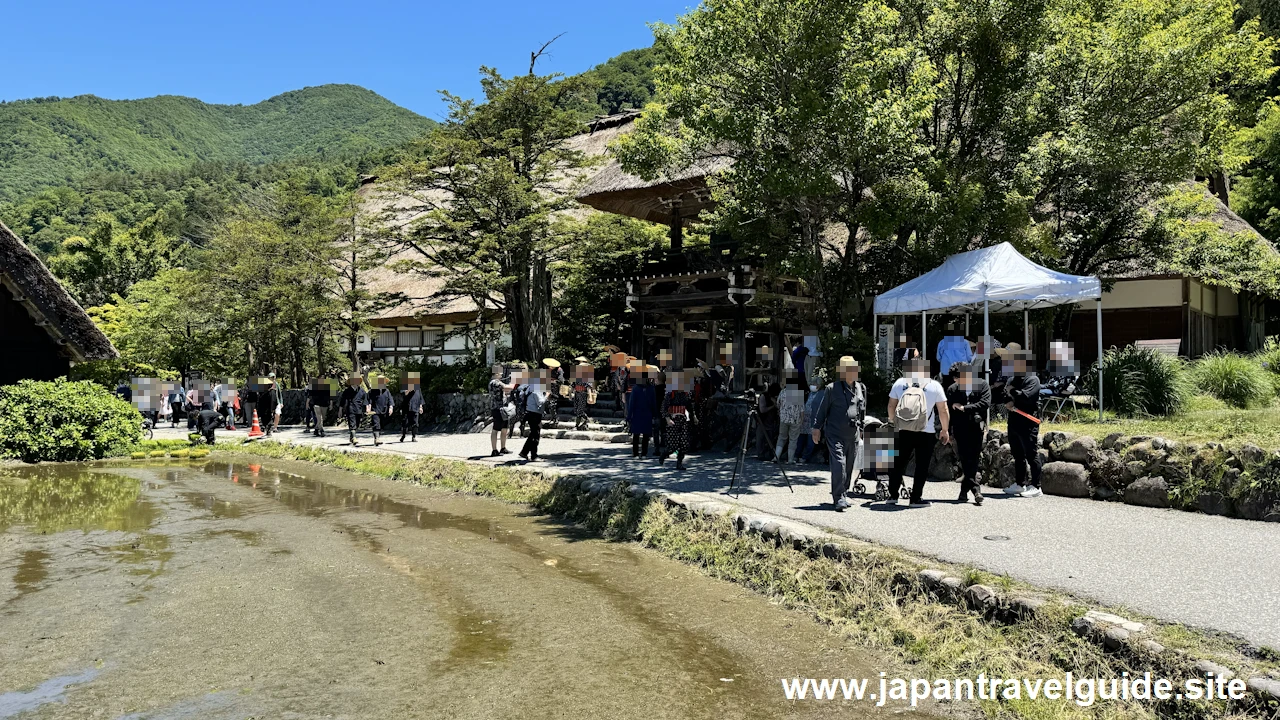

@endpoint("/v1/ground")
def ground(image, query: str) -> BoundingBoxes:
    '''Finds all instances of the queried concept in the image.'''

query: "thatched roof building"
[0,221,117,383]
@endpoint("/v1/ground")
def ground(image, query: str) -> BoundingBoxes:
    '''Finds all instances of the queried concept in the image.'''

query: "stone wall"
[969,430,1280,523]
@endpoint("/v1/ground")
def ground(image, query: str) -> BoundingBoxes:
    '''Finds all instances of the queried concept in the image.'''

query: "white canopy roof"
[873,242,1102,315]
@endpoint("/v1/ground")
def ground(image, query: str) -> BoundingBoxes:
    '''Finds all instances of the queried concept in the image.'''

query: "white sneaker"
[1020,487,1043,498]
[836,497,852,509]
[1004,484,1025,496]
[885,498,898,506]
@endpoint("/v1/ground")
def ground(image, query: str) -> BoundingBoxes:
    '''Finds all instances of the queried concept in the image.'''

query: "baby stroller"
[857,416,910,501]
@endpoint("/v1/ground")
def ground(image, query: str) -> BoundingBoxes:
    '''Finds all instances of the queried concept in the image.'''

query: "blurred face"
[719,344,733,365]
[839,360,860,383]
[897,334,908,348]
[959,371,974,391]
[658,350,672,367]
[348,377,362,387]
[905,359,928,378]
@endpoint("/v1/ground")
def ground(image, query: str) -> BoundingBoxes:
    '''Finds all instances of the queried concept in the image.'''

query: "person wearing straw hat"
[570,358,594,431]
[626,365,657,458]
[1001,348,1043,498]
[518,369,550,462]
[811,356,867,511]
[543,358,564,429]
[652,350,673,456]
[608,351,629,415]
[488,363,515,456]
[261,373,281,437]
[660,369,694,470]
[367,373,394,446]
[338,372,369,446]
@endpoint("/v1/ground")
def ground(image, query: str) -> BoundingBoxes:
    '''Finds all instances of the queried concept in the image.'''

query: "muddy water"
[0,460,934,720]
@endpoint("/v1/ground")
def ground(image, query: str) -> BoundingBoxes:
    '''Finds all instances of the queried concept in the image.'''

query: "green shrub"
[1190,351,1272,409]
[0,379,141,462]
[1084,345,1189,417]
[148,450,167,458]
[1256,337,1280,396]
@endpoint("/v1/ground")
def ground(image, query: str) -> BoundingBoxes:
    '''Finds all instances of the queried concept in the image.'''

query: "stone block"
[964,584,998,613]
[1193,660,1234,680]
[1124,477,1170,508]
[1195,491,1229,516]
[1007,596,1045,621]
[1041,462,1091,498]
[1059,436,1100,465]
[919,569,947,590]
[1102,626,1130,650]
[1247,677,1280,702]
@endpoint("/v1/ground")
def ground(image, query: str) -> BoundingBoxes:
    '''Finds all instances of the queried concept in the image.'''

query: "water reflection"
[0,466,153,533]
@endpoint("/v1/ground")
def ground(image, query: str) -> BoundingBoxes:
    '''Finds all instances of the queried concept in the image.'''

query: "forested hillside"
[0,84,436,202]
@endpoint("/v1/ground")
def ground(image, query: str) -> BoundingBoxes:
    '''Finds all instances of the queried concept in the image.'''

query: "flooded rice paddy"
[0,459,935,719]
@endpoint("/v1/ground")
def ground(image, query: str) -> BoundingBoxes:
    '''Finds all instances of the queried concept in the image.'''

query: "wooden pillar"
[706,320,719,370]
[668,206,683,254]
[631,310,646,358]
[733,305,747,392]
[672,320,685,369]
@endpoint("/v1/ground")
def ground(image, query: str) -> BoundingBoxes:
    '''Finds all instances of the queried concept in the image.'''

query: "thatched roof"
[0,221,117,361]
[1109,183,1278,281]
[354,111,655,323]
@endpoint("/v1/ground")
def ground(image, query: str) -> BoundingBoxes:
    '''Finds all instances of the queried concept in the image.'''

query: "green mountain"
[0,84,436,202]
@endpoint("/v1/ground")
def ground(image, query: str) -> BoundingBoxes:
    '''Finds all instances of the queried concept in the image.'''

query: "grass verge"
[210,441,1279,720]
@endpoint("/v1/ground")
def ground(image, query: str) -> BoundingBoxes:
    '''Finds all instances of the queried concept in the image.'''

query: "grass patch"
[998,399,1280,450]
[207,441,1277,720]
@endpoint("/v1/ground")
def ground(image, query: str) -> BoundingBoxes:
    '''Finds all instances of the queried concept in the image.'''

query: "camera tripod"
[726,409,794,497]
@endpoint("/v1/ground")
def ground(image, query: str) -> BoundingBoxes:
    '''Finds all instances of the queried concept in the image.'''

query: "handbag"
[500,400,517,423]
[587,388,597,405]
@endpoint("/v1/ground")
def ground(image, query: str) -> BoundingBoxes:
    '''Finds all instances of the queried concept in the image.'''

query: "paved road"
[162,424,1280,649]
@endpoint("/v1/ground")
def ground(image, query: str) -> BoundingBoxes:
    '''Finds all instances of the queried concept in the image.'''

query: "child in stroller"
[857,416,910,501]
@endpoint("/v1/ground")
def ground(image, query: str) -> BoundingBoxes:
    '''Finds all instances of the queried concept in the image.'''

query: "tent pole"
[921,311,927,367]
[984,300,990,429]
[1097,299,1104,422]
[1023,310,1029,350]
[873,313,879,370]
[965,312,970,337]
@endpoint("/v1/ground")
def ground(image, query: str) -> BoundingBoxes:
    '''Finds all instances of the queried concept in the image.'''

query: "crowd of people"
[120,323,1080,510]
[122,369,427,447]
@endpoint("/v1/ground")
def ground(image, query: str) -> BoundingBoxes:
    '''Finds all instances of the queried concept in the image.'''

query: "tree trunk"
[505,251,552,361]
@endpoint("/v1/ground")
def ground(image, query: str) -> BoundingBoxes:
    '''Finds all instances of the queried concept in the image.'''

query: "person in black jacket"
[1002,350,1043,497]
[259,375,280,437]
[367,374,395,446]
[338,374,369,446]
[197,401,222,445]
[309,377,334,437]
[946,362,990,506]
[399,373,424,442]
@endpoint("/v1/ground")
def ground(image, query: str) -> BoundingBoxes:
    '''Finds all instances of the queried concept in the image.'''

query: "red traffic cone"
[247,410,265,438]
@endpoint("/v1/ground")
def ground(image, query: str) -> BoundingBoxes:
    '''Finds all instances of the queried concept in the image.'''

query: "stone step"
[542,420,625,432]
[557,408,625,419]
[525,429,629,443]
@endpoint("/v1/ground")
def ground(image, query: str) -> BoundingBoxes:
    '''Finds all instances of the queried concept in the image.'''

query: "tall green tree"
[613,0,938,325]
[49,211,179,308]
[88,268,234,381]
[619,0,1274,330]
[388,44,594,360]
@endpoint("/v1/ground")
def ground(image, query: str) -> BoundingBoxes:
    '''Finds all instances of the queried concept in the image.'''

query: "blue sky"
[3,1,696,119]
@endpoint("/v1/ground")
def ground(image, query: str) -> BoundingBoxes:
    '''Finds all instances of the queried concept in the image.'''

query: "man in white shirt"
[887,358,951,508]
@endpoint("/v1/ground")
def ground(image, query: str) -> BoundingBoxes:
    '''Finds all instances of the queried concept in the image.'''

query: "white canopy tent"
[872,242,1105,420]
